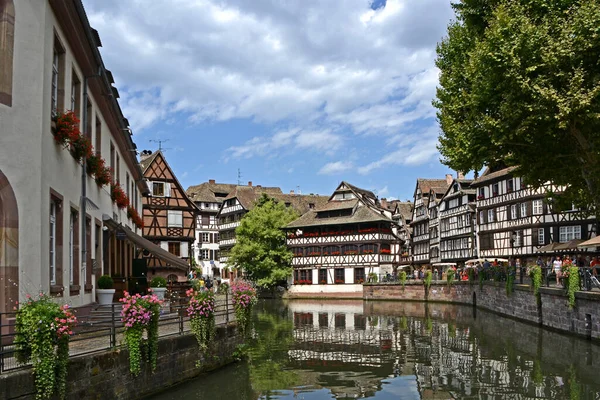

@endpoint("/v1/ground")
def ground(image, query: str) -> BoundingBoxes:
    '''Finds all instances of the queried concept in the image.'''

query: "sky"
[84,0,457,201]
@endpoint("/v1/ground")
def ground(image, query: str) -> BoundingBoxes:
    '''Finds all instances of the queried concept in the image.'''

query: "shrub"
[150,276,167,288]
[231,280,257,336]
[186,288,216,357]
[368,272,378,283]
[97,275,114,290]
[446,268,455,287]
[398,271,407,289]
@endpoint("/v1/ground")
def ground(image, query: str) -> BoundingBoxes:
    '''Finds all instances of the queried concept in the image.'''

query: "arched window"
[167,274,178,283]
[0,0,15,107]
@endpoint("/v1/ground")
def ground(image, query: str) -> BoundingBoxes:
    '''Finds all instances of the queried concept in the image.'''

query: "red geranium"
[111,183,129,209]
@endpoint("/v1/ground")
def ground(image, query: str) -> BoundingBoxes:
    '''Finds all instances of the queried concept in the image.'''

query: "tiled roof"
[139,151,159,173]
[472,166,518,185]
[316,199,358,212]
[396,202,414,222]
[342,181,377,200]
[186,182,238,203]
[417,178,450,196]
[224,186,283,210]
[285,204,392,229]
[272,193,329,215]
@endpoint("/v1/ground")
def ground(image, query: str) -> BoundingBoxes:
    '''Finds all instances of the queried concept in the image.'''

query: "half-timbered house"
[140,150,198,282]
[410,178,450,268]
[439,178,476,263]
[284,182,401,294]
[186,179,237,279]
[472,166,597,262]
[217,183,283,275]
[381,199,413,267]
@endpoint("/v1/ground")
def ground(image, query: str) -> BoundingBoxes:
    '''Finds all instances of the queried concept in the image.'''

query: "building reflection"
[282,300,596,399]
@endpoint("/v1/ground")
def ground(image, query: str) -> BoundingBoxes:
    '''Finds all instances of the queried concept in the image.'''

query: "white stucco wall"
[0,1,143,307]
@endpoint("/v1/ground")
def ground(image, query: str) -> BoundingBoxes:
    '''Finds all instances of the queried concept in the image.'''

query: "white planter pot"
[151,287,167,300]
[96,289,116,305]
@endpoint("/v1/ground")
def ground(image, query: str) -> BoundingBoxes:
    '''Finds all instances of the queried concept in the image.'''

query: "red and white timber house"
[285,182,402,296]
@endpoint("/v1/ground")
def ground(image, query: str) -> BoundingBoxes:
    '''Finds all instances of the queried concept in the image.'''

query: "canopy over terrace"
[465,258,509,264]
[537,240,585,252]
[578,236,600,248]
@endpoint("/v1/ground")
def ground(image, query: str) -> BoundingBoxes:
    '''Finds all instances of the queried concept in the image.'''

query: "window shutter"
[527,201,533,216]
[507,205,512,220]
[542,202,548,214]
[165,183,171,197]
[532,228,538,245]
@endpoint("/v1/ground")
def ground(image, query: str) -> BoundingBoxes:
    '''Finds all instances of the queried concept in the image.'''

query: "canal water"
[147,300,600,399]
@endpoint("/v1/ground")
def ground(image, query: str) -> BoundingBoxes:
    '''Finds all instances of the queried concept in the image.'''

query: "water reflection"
[147,300,600,399]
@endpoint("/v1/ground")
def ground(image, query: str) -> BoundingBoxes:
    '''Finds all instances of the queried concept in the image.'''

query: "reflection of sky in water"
[147,300,600,400]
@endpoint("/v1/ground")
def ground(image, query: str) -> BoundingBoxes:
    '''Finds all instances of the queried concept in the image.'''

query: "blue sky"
[84,0,457,201]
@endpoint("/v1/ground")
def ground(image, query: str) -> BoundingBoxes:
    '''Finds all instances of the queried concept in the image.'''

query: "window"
[51,42,62,115]
[335,313,345,328]
[168,242,181,256]
[448,198,459,209]
[71,69,80,118]
[116,153,120,183]
[168,210,183,227]
[319,313,328,328]
[309,203,315,209]
[492,183,499,196]
[513,231,522,247]
[488,209,495,223]
[202,232,209,243]
[538,228,545,245]
[319,269,327,284]
[520,203,527,218]
[559,226,581,242]
[95,115,101,156]
[479,210,485,224]
[533,200,543,215]
[354,268,365,283]
[478,188,485,199]
[69,211,76,285]
[480,233,494,250]
[507,179,514,192]
[0,0,15,107]
[200,249,209,260]
[110,142,115,182]
[152,182,169,197]
[334,268,345,284]
[49,201,57,285]
[511,204,518,220]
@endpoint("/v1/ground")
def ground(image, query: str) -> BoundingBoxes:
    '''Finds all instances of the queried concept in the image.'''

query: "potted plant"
[149,276,168,300]
[96,275,115,305]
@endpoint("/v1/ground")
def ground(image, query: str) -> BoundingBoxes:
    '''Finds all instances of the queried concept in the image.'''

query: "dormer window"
[309,203,315,209]
[453,183,459,192]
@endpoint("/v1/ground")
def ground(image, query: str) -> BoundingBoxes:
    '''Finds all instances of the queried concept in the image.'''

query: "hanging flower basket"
[69,134,93,162]
[52,111,80,147]
[111,183,129,209]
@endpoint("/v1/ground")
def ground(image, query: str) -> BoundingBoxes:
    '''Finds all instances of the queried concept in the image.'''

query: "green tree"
[229,194,299,288]
[435,0,600,212]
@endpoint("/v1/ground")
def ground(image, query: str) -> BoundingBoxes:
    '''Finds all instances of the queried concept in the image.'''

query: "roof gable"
[142,151,199,211]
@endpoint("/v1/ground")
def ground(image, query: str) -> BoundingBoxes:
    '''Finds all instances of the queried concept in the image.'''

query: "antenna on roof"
[296,185,301,195]
[149,139,171,152]
[237,168,242,186]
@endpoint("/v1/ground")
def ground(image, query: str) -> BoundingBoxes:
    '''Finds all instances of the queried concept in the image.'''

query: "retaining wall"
[363,281,600,340]
[0,324,241,400]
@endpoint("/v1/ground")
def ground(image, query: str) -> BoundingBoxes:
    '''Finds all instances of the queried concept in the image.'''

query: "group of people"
[542,255,600,285]
[187,269,219,291]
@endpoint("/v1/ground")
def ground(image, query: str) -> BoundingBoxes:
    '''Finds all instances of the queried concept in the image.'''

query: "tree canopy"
[435,0,600,211]
[229,194,299,288]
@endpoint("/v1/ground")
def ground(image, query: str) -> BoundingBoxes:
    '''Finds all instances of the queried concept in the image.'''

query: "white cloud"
[318,161,354,175]
[84,0,454,163]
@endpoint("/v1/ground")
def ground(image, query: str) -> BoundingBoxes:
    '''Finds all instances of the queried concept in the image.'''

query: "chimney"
[445,174,453,185]
[208,179,216,184]
[139,150,153,161]
[457,171,465,180]
[248,181,252,187]
[381,198,388,209]
[290,190,295,194]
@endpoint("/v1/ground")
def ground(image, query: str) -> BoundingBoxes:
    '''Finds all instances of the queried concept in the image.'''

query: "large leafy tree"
[435,0,600,212]
[229,194,299,288]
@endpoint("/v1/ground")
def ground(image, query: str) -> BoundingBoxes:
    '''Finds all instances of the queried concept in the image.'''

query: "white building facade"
[0,0,147,311]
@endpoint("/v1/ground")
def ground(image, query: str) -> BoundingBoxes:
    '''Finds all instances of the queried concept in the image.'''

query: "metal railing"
[0,291,236,374]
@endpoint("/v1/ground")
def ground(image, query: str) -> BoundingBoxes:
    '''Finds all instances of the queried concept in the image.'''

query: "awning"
[537,242,563,252]
[578,236,600,248]
[555,239,584,251]
[115,225,189,271]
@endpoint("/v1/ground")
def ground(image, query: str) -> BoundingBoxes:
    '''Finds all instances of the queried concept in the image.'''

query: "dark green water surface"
[146,300,600,399]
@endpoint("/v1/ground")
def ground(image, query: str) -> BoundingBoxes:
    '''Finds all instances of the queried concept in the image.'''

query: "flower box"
[334,279,345,284]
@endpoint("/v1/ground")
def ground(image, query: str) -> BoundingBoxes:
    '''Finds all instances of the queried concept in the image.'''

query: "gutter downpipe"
[81,76,88,305]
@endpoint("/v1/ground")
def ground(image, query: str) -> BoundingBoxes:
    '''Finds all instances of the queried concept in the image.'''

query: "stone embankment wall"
[363,281,600,340]
[0,324,241,400]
